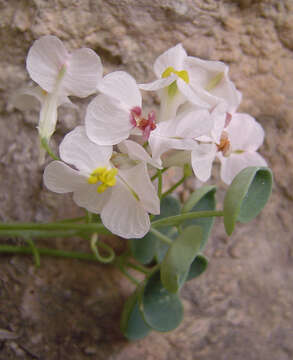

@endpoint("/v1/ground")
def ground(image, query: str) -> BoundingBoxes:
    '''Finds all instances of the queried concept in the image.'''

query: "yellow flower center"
[161,66,190,98]
[162,66,189,83]
[88,167,118,193]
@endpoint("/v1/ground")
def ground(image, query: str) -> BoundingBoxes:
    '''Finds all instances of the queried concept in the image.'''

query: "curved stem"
[90,233,115,264]
[150,227,172,245]
[40,137,60,161]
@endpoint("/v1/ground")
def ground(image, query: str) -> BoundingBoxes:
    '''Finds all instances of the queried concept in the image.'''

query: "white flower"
[43,126,160,239]
[149,106,215,166]
[183,54,242,113]
[26,35,103,141]
[139,44,241,122]
[12,85,76,136]
[191,113,267,184]
[85,71,156,145]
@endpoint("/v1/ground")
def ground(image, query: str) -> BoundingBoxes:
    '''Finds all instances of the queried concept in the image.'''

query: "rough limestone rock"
[0,0,293,359]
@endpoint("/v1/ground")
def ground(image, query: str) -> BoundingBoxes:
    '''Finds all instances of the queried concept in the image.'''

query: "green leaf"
[160,226,203,293]
[140,271,183,332]
[186,254,208,281]
[154,196,181,263]
[181,186,216,250]
[130,232,157,264]
[224,167,273,235]
[130,196,181,264]
[155,226,178,263]
[156,195,181,220]
[121,289,151,340]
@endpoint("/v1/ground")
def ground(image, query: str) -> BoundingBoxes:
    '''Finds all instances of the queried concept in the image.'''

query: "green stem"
[151,168,168,181]
[0,245,144,287]
[86,211,93,224]
[0,222,110,234]
[126,261,150,274]
[90,233,115,264]
[0,244,144,286]
[118,268,140,285]
[157,170,162,198]
[151,210,224,227]
[26,238,40,267]
[0,245,98,261]
[0,211,223,239]
[0,230,80,238]
[161,175,186,199]
[150,227,172,245]
[56,216,86,223]
[40,137,60,161]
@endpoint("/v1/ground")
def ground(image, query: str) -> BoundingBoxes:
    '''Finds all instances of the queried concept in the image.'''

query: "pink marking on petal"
[148,110,156,123]
[130,112,137,127]
[225,112,232,128]
[147,110,156,132]
[131,106,142,116]
[130,106,142,127]
[142,125,151,141]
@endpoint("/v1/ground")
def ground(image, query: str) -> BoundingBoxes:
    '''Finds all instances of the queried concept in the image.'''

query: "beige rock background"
[0,0,293,359]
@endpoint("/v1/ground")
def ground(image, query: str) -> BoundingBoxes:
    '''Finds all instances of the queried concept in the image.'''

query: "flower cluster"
[19,36,266,238]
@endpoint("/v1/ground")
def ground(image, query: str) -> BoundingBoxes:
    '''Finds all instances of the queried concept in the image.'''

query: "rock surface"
[0,0,293,359]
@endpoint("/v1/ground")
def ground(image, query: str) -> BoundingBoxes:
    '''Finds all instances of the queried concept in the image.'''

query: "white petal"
[60,126,112,173]
[185,57,240,112]
[118,162,160,215]
[219,152,267,185]
[57,94,78,108]
[62,48,103,97]
[177,79,210,108]
[205,103,227,143]
[153,107,213,139]
[148,134,171,160]
[101,180,150,238]
[44,161,86,193]
[172,108,214,138]
[139,76,177,91]
[26,35,68,93]
[98,71,141,109]
[73,183,111,213]
[208,75,240,113]
[158,86,187,123]
[38,92,58,140]
[191,143,217,182]
[154,44,187,78]
[12,86,43,111]
[227,113,265,152]
[85,94,133,145]
[118,140,162,169]
[149,131,196,161]
[185,56,225,87]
